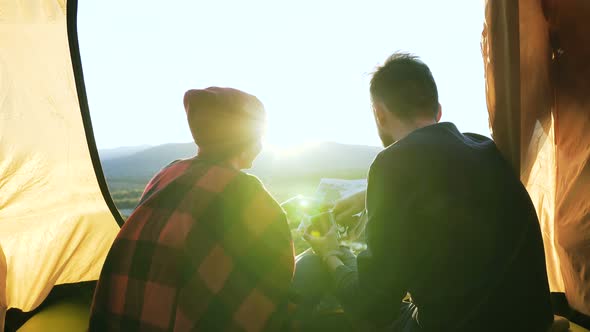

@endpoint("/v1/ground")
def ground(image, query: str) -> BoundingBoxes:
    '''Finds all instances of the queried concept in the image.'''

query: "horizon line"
[98,140,383,151]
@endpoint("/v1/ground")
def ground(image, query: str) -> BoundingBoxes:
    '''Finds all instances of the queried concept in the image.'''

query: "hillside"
[98,145,152,160]
[101,143,198,182]
[100,141,381,214]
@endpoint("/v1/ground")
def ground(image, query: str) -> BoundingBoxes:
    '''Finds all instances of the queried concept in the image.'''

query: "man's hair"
[370,52,439,120]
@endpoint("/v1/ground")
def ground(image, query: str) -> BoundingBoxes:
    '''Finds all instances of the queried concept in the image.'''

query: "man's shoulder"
[378,124,496,159]
[376,123,450,158]
[461,131,496,148]
[371,123,498,175]
[372,138,420,169]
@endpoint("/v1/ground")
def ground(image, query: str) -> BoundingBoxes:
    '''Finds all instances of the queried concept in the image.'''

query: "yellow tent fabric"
[482,0,590,316]
[0,0,119,326]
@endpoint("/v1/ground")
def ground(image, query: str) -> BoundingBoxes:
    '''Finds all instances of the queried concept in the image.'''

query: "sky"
[78,0,489,150]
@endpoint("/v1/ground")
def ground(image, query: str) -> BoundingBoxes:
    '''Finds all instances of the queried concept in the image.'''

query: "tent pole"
[66,0,125,227]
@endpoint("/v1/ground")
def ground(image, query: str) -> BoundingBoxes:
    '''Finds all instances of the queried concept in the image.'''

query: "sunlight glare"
[265,141,323,158]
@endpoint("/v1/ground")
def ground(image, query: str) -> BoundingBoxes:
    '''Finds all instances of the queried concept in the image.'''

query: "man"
[89,87,295,331]
[305,53,554,331]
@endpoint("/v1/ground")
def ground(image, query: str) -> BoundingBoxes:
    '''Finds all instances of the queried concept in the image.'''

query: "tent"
[0,0,120,330]
[482,0,590,324]
[0,0,588,330]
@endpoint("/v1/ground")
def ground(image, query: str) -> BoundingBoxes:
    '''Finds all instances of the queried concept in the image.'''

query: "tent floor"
[15,310,590,332]
[8,284,590,331]
[15,303,590,331]
[17,293,92,332]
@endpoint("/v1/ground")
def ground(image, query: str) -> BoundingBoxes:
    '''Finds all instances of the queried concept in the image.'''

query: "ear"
[373,102,388,127]
[435,104,442,122]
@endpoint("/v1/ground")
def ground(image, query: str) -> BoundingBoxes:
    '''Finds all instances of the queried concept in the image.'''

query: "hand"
[302,225,340,258]
[337,246,357,269]
[333,190,366,227]
[345,210,368,242]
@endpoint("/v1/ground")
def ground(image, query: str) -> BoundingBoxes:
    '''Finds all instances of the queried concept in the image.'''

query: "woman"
[89,87,295,331]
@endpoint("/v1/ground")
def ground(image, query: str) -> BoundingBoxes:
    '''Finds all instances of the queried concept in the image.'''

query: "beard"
[378,127,395,147]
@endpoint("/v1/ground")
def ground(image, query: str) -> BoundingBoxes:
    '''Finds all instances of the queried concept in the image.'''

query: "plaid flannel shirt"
[89,158,295,331]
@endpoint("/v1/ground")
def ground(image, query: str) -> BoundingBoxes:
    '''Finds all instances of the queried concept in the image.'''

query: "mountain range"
[99,142,382,183]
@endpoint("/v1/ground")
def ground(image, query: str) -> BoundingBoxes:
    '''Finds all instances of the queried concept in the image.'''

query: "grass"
[109,169,367,254]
